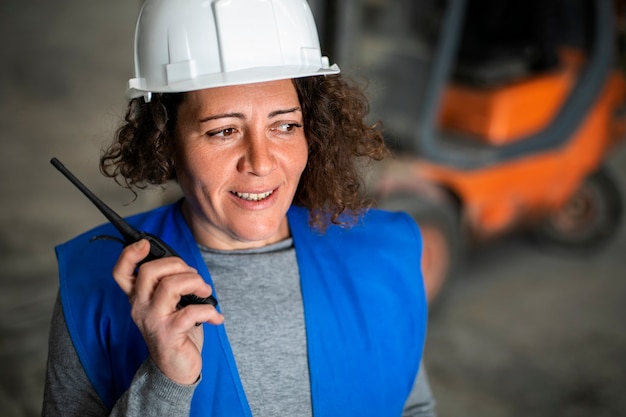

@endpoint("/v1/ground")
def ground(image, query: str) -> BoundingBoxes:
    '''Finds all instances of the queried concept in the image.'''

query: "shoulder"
[288,205,422,251]
[55,202,182,309]
[358,207,422,242]
[289,205,424,293]
[59,203,178,250]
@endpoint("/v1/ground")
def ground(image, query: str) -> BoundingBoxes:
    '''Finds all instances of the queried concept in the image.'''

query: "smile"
[232,190,274,201]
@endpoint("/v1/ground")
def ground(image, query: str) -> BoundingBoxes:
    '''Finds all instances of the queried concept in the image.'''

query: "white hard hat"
[127,0,340,101]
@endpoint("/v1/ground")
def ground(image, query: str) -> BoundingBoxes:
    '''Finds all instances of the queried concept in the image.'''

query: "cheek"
[291,138,309,175]
[181,156,223,189]
[175,140,216,187]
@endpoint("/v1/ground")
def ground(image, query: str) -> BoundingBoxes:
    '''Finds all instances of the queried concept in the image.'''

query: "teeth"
[234,190,273,201]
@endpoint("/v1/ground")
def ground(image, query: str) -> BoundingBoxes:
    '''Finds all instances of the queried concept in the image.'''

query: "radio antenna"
[50,157,141,243]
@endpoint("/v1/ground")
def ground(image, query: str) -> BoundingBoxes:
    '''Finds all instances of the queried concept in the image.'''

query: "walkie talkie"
[50,157,217,308]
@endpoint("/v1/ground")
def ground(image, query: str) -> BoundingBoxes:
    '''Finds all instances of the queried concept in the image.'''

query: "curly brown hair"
[100,75,388,230]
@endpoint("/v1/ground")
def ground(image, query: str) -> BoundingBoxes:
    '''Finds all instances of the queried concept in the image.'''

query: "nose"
[237,130,277,176]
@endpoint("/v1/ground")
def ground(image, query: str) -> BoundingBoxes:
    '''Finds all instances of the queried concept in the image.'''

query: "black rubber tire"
[530,166,623,252]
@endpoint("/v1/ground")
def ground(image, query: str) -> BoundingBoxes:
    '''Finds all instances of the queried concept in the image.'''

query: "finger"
[112,239,151,295]
[173,303,224,329]
[133,257,198,305]
[149,270,214,315]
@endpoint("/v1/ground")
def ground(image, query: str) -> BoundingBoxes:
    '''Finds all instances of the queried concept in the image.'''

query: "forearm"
[42,293,197,417]
[110,358,198,417]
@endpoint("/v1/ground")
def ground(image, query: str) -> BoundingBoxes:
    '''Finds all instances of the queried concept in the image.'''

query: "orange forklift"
[313,0,626,307]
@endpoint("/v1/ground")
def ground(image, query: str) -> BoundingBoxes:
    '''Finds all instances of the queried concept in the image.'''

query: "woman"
[43,0,435,416]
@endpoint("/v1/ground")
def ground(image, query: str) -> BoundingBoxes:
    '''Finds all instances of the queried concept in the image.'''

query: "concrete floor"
[1,1,625,416]
[425,197,626,417]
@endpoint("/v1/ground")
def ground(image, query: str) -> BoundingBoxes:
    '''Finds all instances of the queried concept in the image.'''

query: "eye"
[207,127,238,138]
[274,122,303,133]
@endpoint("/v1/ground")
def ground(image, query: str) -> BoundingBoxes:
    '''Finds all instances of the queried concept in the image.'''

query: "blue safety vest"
[56,202,426,416]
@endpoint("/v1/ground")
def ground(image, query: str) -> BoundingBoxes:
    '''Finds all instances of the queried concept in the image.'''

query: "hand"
[112,239,224,384]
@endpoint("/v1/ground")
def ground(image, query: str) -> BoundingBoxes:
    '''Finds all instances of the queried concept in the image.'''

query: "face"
[174,79,308,250]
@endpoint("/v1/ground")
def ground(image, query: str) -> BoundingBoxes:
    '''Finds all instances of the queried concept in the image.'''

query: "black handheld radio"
[50,157,217,308]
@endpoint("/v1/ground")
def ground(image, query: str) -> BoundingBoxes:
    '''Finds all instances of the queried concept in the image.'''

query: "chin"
[232,221,286,246]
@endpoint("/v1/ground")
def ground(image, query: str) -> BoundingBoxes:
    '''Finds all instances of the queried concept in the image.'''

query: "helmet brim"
[127,64,340,100]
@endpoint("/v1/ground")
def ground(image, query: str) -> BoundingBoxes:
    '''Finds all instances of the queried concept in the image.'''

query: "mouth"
[231,190,275,202]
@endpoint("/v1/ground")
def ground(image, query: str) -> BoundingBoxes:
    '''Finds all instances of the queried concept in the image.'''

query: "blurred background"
[1,0,625,416]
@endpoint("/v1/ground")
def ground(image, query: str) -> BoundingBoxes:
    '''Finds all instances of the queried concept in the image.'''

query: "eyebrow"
[199,107,301,123]
[269,107,301,118]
